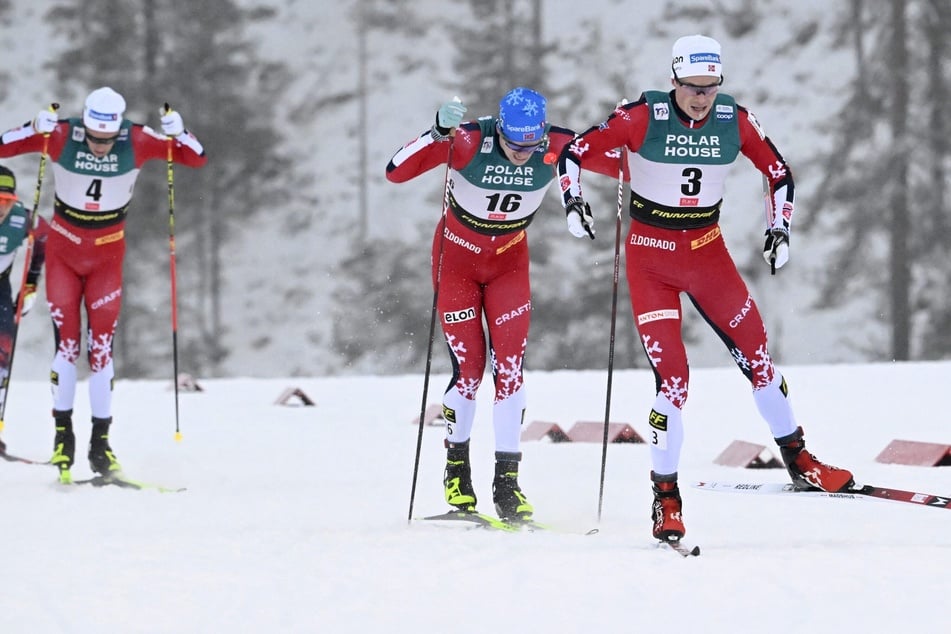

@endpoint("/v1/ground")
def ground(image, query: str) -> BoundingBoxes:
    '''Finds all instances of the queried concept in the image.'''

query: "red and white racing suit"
[558,90,798,476]
[387,119,618,451]
[0,116,207,419]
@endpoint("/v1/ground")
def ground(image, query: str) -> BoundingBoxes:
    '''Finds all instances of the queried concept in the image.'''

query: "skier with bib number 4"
[387,88,620,522]
[556,36,854,543]
[0,87,207,483]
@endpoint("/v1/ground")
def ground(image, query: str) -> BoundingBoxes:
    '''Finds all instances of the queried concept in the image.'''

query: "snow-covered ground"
[1,361,948,633]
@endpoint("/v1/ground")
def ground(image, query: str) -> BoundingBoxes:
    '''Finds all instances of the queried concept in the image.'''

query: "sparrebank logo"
[689,53,720,64]
[506,124,540,132]
[87,109,119,123]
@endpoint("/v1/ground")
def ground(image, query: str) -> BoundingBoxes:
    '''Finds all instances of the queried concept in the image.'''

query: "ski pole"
[597,147,626,521]
[163,103,183,442]
[0,102,58,429]
[407,102,459,522]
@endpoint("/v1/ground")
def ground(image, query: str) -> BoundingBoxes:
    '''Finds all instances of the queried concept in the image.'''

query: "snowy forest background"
[0,0,949,380]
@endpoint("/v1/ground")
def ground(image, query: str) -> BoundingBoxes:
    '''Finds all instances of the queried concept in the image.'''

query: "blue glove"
[434,99,466,136]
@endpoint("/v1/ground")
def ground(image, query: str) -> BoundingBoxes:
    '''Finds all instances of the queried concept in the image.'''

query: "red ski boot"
[776,427,854,492]
[651,472,685,541]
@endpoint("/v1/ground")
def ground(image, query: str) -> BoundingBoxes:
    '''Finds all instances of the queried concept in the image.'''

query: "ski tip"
[659,537,701,557]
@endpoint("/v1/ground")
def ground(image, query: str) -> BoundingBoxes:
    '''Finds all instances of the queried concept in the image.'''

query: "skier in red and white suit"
[387,88,618,521]
[557,36,854,541]
[0,87,207,482]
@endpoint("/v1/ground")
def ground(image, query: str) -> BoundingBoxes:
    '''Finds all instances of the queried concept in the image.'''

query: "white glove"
[565,197,595,239]
[762,224,790,273]
[160,109,185,137]
[33,110,57,134]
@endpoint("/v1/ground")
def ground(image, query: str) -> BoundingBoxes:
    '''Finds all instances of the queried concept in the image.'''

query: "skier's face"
[0,198,14,223]
[672,75,721,121]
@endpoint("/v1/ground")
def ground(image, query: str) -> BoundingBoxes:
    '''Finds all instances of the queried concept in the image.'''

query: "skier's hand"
[18,283,37,316]
[434,99,467,137]
[762,223,790,274]
[566,196,595,240]
[33,109,58,134]
[160,109,185,137]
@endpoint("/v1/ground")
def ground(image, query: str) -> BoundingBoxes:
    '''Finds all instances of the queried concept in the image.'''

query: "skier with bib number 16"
[387,88,621,522]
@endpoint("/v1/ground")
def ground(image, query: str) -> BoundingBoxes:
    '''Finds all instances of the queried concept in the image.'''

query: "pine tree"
[806,0,951,360]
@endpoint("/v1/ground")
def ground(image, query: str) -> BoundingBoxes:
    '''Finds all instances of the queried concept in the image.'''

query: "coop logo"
[444,307,477,324]
[715,104,734,121]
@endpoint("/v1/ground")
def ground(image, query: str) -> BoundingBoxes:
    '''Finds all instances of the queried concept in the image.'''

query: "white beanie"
[671,35,722,79]
[83,87,126,133]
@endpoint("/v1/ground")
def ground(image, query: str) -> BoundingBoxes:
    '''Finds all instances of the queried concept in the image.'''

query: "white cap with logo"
[671,35,722,79]
[83,87,126,133]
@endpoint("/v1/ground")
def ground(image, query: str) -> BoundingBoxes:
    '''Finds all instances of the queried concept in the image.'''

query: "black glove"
[565,196,595,240]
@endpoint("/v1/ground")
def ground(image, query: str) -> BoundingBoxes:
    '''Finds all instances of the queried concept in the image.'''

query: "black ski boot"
[88,416,122,476]
[444,440,477,511]
[51,409,75,483]
[492,452,533,522]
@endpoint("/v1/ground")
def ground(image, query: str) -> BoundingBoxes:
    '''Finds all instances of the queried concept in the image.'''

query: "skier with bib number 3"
[387,88,620,522]
[556,36,855,543]
[0,87,207,484]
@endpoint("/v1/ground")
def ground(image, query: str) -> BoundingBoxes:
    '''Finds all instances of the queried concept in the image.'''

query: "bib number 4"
[86,178,104,201]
